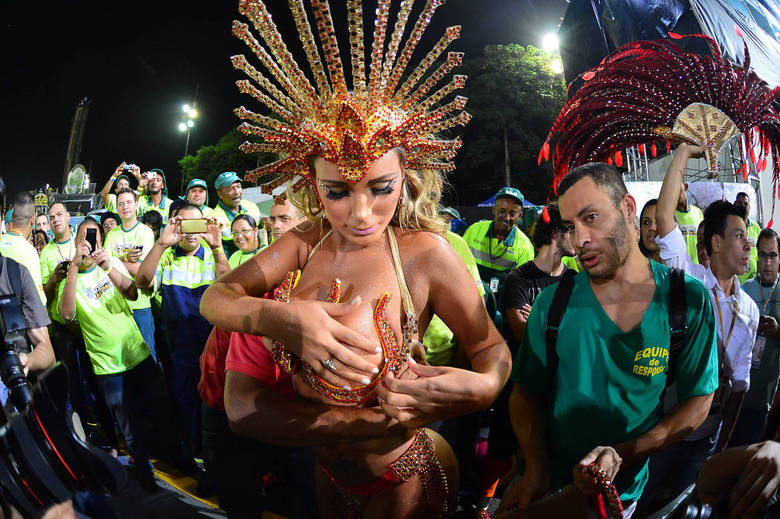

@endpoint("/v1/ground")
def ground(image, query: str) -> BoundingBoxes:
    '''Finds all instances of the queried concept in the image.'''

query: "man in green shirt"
[675,181,704,264]
[104,188,157,362]
[100,162,135,212]
[138,168,174,225]
[499,163,718,516]
[183,178,213,218]
[0,192,45,304]
[59,217,160,492]
[735,191,761,284]
[463,187,535,293]
[211,172,261,257]
[40,203,76,316]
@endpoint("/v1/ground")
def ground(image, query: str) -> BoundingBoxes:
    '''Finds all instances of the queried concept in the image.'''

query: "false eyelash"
[318,177,398,200]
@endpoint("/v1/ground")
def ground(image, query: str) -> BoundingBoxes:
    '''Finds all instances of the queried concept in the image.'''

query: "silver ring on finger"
[321,357,337,373]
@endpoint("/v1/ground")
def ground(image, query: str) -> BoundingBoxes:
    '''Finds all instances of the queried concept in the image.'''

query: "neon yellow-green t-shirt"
[138,195,173,224]
[675,205,704,265]
[228,246,263,269]
[103,221,155,310]
[0,231,46,305]
[739,219,762,284]
[424,232,486,366]
[58,257,150,375]
[39,236,76,323]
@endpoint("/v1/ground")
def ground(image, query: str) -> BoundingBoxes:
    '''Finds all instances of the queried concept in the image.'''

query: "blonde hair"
[289,148,448,235]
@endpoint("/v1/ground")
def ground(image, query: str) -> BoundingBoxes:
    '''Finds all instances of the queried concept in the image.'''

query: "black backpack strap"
[667,267,687,387]
[545,269,576,375]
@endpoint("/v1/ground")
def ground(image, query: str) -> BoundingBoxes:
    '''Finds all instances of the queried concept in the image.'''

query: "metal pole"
[503,127,511,187]
[184,128,191,157]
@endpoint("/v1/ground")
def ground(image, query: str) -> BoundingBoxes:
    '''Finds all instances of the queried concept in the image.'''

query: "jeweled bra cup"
[271,271,404,405]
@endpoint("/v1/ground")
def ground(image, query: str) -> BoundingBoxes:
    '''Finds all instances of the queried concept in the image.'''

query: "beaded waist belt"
[320,428,449,518]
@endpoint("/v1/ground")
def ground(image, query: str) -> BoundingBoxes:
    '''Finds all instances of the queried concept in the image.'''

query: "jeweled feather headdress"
[540,33,780,193]
[231,0,470,197]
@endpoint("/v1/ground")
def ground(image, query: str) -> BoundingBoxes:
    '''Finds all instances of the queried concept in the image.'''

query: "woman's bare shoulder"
[395,228,457,265]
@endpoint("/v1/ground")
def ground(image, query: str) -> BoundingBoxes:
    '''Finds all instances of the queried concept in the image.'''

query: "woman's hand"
[281,297,381,387]
[375,358,494,427]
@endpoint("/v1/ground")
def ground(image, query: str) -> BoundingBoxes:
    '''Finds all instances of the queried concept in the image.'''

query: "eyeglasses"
[231,229,255,238]
[759,252,779,260]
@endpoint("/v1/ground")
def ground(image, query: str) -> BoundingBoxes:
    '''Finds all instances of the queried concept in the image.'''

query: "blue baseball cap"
[495,186,524,205]
[215,172,242,190]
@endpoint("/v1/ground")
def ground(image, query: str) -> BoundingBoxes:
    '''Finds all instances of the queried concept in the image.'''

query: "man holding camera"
[58,217,159,492]
[211,172,261,257]
[137,169,173,226]
[100,162,136,213]
[103,188,157,362]
[136,205,228,460]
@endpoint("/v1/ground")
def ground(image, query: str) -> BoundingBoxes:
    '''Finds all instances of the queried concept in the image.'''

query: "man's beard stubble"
[580,214,632,280]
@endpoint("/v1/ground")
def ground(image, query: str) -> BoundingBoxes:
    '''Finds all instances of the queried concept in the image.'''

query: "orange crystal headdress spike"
[231,0,470,186]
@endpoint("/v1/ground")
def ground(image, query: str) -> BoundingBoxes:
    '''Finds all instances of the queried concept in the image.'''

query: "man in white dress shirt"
[641,142,759,511]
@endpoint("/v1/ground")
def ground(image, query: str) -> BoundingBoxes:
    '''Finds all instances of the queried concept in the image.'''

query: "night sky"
[0,0,567,199]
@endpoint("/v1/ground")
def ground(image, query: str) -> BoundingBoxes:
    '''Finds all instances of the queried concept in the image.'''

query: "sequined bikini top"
[271,228,424,405]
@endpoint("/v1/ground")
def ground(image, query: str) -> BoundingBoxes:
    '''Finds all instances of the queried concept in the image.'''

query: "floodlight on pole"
[177,103,199,157]
[542,33,559,53]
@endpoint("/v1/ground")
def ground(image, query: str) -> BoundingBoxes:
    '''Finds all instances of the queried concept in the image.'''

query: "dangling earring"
[395,178,409,226]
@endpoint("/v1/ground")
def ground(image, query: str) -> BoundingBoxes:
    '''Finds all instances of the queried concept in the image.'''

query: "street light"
[542,33,559,53]
[178,103,199,157]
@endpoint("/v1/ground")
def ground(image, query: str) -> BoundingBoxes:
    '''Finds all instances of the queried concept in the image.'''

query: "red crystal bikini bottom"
[319,428,450,518]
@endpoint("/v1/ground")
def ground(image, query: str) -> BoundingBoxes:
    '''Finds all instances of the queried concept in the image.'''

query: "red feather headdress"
[540,33,780,198]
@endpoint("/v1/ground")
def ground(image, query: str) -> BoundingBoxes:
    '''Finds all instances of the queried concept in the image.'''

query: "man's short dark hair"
[11,191,35,224]
[116,187,137,202]
[169,199,196,218]
[557,162,627,208]
[702,200,747,257]
[532,205,565,249]
[141,210,162,228]
[736,192,749,202]
[102,211,120,225]
[757,228,780,252]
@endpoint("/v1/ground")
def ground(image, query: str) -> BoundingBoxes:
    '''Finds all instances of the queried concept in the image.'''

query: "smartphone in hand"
[180,218,208,234]
[85,228,98,252]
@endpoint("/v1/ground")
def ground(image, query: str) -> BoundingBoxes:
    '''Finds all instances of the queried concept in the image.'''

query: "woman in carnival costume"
[201,1,511,517]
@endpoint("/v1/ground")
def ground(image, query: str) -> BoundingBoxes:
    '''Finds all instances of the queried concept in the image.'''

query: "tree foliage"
[178,129,274,199]
[451,44,566,205]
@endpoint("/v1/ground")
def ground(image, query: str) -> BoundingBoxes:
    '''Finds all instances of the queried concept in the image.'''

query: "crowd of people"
[2,143,780,519]
[3,1,780,517]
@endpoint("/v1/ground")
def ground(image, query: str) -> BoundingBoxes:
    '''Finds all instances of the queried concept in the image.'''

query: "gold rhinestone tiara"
[231,0,470,195]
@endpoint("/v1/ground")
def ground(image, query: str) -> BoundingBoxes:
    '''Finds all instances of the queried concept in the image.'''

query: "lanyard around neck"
[760,275,779,314]
[712,287,737,352]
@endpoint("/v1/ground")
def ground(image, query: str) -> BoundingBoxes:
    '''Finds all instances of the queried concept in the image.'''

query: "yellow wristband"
[104,264,113,275]
[211,246,223,255]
